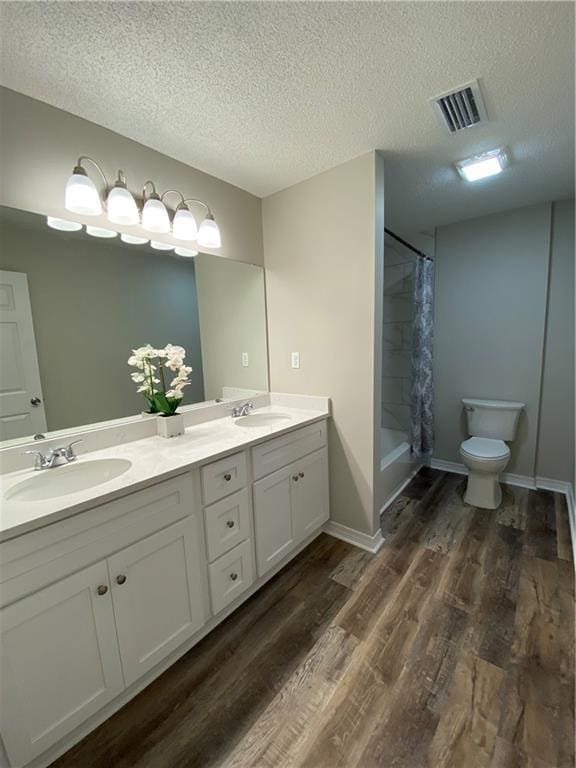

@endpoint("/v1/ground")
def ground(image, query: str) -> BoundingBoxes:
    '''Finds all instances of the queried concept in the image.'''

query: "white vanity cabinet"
[252,422,329,576]
[0,474,206,767]
[0,416,330,768]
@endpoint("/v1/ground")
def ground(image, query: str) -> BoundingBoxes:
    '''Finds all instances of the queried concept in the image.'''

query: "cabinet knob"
[116,574,127,585]
[224,473,232,482]
[97,584,108,596]
[226,520,235,528]
[298,472,305,478]
[292,475,299,482]
[230,572,238,581]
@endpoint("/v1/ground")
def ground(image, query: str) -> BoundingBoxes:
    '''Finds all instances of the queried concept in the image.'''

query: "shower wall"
[381,242,415,433]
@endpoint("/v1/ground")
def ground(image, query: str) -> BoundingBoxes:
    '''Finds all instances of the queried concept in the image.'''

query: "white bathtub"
[378,427,421,514]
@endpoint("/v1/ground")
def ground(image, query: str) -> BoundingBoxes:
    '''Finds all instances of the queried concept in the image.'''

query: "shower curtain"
[410,257,434,458]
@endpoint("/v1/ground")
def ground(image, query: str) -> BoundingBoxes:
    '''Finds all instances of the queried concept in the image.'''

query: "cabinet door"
[253,466,294,576]
[108,517,205,687]
[292,448,330,544]
[0,561,123,766]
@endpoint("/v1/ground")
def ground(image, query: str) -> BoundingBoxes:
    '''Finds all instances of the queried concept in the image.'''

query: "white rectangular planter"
[156,413,184,439]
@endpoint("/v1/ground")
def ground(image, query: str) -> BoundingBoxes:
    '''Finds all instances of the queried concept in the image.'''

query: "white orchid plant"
[128,344,192,417]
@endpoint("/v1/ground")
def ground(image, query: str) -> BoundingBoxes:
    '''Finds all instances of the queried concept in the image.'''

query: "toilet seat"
[460,437,510,460]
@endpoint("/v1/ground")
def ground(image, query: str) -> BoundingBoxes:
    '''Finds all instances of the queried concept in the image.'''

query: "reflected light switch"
[291,352,300,369]
[241,352,249,367]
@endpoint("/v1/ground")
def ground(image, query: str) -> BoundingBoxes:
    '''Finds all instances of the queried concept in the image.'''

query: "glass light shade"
[86,226,117,238]
[65,171,102,215]
[121,233,148,245]
[197,215,221,249]
[150,240,174,251]
[172,207,198,241]
[175,246,198,258]
[46,216,82,232]
[107,185,139,225]
[141,197,170,233]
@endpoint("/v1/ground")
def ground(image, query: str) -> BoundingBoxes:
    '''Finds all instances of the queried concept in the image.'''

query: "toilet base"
[464,470,502,509]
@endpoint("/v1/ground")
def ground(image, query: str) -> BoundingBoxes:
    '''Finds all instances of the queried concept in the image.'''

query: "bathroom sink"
[234,412,292,428]
[4,458,132,502]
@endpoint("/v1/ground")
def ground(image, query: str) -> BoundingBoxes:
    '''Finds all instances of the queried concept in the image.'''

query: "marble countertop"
[0,404,329,542]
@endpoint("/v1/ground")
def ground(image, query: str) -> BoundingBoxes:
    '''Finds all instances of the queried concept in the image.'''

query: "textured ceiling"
[0,1,574,232]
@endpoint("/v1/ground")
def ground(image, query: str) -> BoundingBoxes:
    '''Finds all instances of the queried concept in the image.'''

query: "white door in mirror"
[0,270,47,440]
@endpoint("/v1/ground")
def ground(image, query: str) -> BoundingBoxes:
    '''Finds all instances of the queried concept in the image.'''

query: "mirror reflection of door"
[0,270,47,439]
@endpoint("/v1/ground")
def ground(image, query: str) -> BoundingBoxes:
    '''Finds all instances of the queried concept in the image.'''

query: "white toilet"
[459,398,524,509]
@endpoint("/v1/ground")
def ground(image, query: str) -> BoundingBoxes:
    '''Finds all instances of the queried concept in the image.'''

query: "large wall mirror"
[0,206,269,445]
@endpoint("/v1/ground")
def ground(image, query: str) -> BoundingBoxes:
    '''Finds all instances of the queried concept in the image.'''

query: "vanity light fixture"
[150,240,174,251]
[63,155,222,247]
[46,216,82,232]
[86,225,117,238]
[120,233,149,245]
[455,147,509,182]
[175,246,198,258]
[107,171,140,225]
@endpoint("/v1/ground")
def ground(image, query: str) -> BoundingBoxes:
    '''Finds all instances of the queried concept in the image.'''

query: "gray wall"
[0,210,205,431]
[536,199,575,482]
[434,203,552,476]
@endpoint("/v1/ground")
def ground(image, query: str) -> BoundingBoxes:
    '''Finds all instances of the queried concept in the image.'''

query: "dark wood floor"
[53,469,574,768]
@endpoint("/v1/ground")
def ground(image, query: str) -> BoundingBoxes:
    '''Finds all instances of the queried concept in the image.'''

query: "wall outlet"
[291,351,300,369]
[241,352,249,367]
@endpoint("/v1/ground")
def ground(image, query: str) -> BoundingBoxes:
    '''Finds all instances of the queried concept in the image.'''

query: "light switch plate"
[291,352,300,369]
[241,352,249,367]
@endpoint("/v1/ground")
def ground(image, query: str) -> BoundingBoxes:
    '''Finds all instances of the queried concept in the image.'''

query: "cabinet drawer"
[208,539,254,614]
[204,489,250,562]
[252,420,327,480]
[201,452,247,505]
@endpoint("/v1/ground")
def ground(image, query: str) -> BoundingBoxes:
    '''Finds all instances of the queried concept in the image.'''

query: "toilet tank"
[462,398,524,441]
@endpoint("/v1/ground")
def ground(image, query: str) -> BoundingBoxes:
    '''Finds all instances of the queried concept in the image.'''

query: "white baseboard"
[324,520,384,554]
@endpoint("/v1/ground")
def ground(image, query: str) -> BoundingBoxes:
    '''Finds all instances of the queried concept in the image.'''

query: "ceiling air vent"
[432,80,488,134]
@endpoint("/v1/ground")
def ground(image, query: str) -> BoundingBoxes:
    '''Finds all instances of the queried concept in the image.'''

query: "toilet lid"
[460,437,510,459]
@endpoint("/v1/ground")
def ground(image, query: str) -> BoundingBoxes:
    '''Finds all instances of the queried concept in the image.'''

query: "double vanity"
[0,398,330,768]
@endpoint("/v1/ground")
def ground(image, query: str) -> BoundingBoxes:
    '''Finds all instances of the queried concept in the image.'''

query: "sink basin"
[5,458,132,502]
[234,412,292,428]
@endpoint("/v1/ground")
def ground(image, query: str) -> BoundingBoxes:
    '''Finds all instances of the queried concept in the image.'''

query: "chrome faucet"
[231,402,254,418]
[24,439,83,470]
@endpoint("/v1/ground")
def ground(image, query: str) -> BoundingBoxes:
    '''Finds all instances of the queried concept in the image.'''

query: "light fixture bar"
[62,155,222,247]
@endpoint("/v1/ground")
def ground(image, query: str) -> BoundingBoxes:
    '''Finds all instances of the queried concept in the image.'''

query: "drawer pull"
[298,472,305,478]
[97,584,108,596]
[226,520,235,528]
[224,473,232,482]
[116,574,127,585]
[292,475,299,482]
[230,572,238,581]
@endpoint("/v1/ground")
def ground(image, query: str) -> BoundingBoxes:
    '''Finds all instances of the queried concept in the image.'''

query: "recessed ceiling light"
[86,226,117,238]
[150,240,174,251]
[46,216,82,231]
[455,148,508,182]
[174,246,198,258]
[120,233,149,245]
